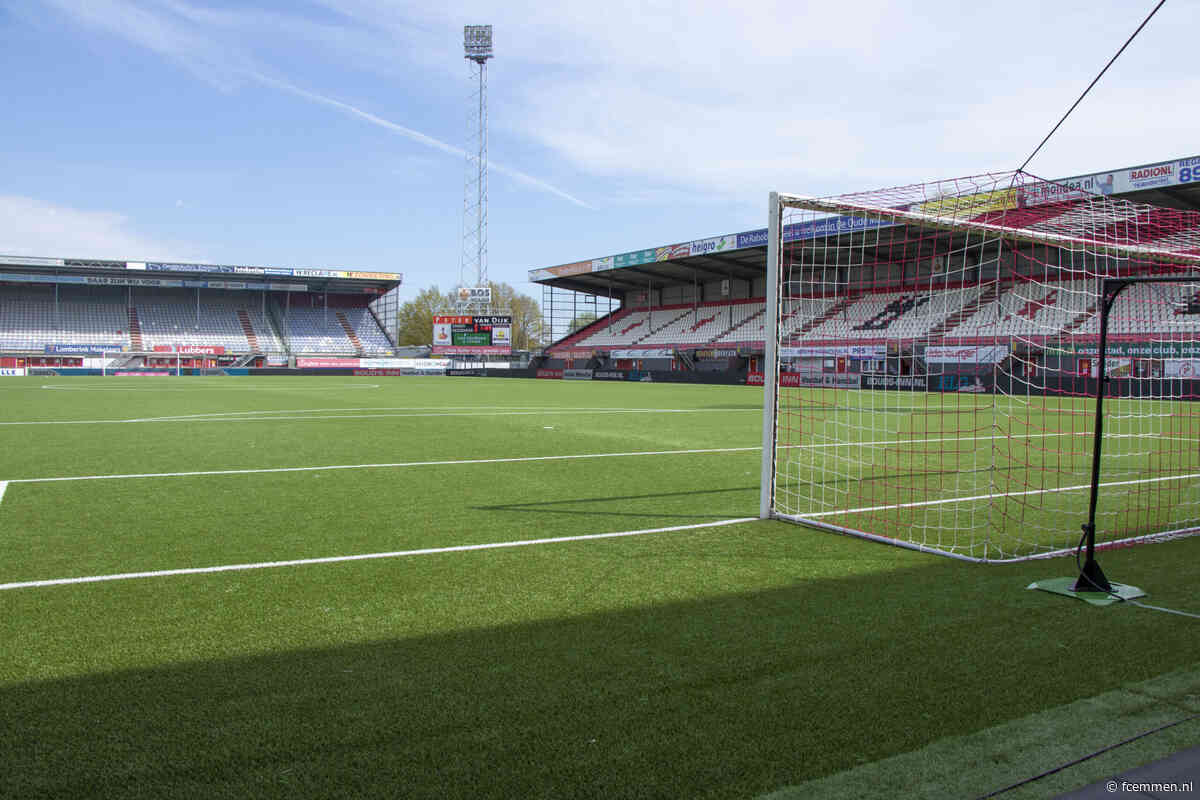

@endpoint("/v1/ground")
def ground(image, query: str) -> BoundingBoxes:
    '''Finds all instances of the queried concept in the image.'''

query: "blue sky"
[2,0,1197,302]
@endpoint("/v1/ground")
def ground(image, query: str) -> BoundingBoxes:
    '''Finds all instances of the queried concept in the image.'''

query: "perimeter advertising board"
[432,315,512,355]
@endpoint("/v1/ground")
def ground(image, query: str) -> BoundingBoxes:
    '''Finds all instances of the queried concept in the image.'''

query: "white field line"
[0,431,1083,492]
[0,517,758,592]
[802,471,1200,519]
[0,481,6,505]
[1,446,764,489]
[38,383,382,391]
[0,406,759,426]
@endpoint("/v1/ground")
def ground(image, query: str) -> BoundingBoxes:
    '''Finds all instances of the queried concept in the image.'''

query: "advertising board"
[432,315,513,355]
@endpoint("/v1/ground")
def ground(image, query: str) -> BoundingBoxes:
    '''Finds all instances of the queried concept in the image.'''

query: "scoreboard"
[432,315,512,355]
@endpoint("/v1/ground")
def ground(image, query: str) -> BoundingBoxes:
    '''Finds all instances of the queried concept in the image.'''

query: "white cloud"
[0,195,198,261]
[354,0,1197,197]
[32,0,590,207]
[23,0,1198,216]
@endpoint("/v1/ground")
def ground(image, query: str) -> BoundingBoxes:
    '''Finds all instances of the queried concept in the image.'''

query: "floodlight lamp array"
[464,25,493,61]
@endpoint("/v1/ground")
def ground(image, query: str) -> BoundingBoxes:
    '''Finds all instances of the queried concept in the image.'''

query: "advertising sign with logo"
[457,286,492,304]
[778,373,860,389]
[930,374,993,393]
[654,244,692,262]
[536,368,563,379]
[781,345,887,359]
[689,236,736,257]
[609,348,673,359]
[863,375,925,390]
[563,369,594,380]
[152,345,226,355]
[1020,157,1200,207]
[1060,341,1200,358]
[528,261,591,281]
[432,315,512,355]
[296,357,361,368]
[0,368,27,377]
[1164,360,1200,378]
[735,229,768,249]
[613,249,658,268]
[44,344,124,354]
[593,370,628,381]
[924,345,1008,363]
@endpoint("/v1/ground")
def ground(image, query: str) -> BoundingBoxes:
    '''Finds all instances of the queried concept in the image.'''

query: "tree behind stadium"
[395,282,542,350]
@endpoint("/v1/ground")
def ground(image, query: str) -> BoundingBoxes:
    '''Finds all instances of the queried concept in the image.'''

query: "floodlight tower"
[460,24,493,312]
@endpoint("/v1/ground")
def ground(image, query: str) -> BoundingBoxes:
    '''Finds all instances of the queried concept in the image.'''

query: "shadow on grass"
[472,485,758,521]
[3,536,1198,800]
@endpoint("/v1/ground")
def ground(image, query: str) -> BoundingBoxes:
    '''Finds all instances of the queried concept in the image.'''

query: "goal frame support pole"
[1076,274,1200,592]
[759,192,781,519]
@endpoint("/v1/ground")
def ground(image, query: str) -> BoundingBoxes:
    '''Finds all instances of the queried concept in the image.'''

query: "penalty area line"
[0,517,758,591]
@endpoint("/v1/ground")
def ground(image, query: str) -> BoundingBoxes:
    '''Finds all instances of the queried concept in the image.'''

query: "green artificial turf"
[0,375,1197,798]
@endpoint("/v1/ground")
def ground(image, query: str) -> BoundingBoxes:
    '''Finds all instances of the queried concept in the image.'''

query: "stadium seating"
[1072,280,1200,336]
[0,285,394,356]
[336,307,394,354]
[943,280,1094,341]
[802,286,985,342]
[136,291,283,353]
[0,286,127,351]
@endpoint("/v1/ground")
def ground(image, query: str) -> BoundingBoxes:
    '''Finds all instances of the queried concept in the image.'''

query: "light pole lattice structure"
[460,25,493,312]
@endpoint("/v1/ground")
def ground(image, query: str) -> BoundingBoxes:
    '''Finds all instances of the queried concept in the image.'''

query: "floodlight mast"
[460,25,493,314]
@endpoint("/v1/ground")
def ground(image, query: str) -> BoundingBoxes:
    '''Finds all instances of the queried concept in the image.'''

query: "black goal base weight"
[1072,556,1112,594]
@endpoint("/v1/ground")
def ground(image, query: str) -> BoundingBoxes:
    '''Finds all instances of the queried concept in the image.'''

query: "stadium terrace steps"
[795,297,852,338]
[926,282,1001,342]
[715,305,765,343]
[127,307,143,351]
[1061,302,1101,338]
[335,311,365,356]
[278,306,391,355]
[236,310,259,353]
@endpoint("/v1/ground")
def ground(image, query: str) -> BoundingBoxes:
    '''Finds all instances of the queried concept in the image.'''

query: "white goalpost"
[760,174,1200,562]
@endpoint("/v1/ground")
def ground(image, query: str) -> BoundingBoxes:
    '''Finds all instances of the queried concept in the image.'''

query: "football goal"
[759,172,1200,562]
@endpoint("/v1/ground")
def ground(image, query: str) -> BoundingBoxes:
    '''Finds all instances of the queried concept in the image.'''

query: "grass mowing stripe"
[0,517,758,591]
[0,445,762,488]
[0,407,760,426]
[0,430,1097,486]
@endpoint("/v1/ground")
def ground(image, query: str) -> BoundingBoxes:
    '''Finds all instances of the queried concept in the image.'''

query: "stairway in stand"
[336,312,365,356]
[237,310,260,352]
[926,283,1001,342]
[793,297,852,339]
[127,307,143,351]
[1060,303,1100,337]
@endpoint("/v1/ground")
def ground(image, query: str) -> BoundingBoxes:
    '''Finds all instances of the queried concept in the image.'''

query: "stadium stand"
[135,289,283,353]
[0,283,395,357]
[546,271,1199,358]
[0,285,127,351]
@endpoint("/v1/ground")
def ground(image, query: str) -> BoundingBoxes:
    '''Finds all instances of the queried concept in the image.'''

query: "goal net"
[759,172,1200,561]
